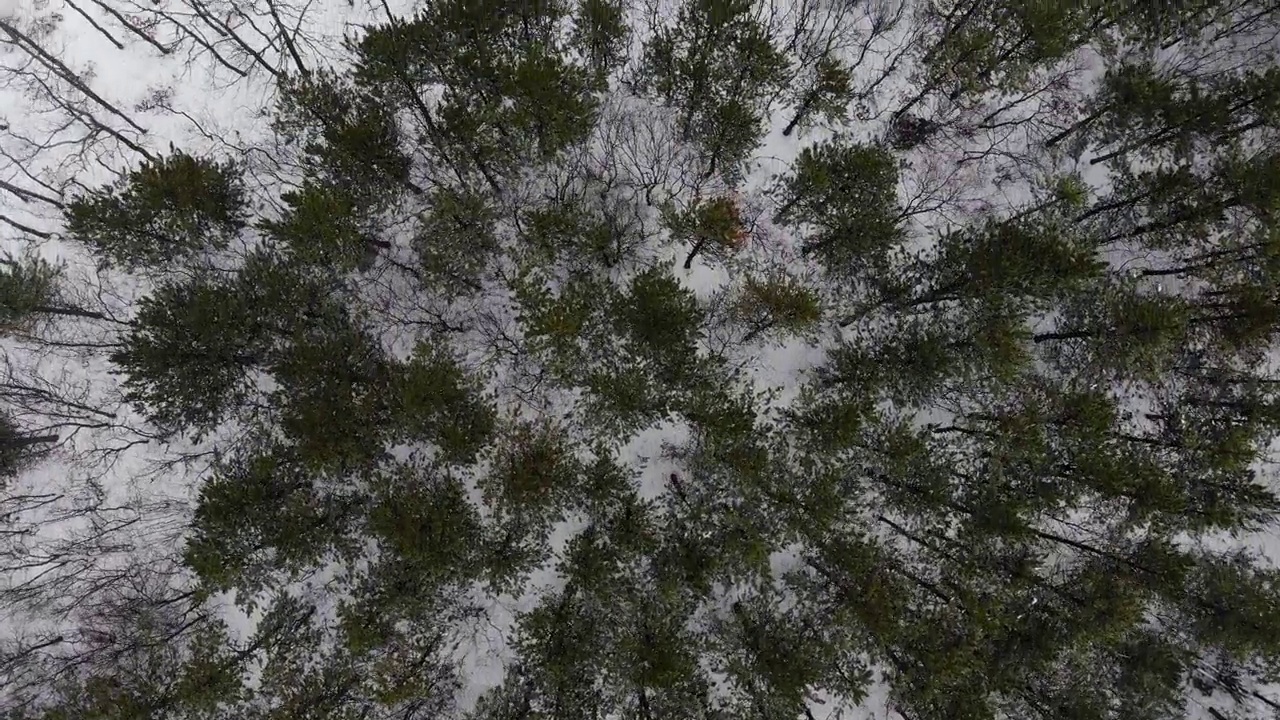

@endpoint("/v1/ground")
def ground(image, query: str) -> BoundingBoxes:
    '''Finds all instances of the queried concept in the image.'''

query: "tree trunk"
[31,304,127,324]
[1044,104,1109,149]
[0,433,59,450]
[88,0,171,55]
[1089,92,1266,166]
[683,236,708,270]
[0,214,51,238]
[187,0,282,79]
[266,0,308,76]
[783,92,816,137]
[0,179,64,208]
[64,0,124,50]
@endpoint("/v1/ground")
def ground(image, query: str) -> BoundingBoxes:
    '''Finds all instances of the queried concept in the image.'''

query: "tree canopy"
[5,1,1280,719]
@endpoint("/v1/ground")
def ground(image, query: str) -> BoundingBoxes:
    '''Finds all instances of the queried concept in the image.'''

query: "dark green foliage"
[260,182,380,272]
[774,140,902,276]
[518,193,644,271]
[638,0,790,178]
[338,463,486,656]
[474,420,580,592]
[275,70,413,204]
[66,152,247,270]
[592,270,712,433]
[0,413,55,484]
[927,218,1104,306]
[111,275,268,435]
[611,267,703,380]
[569,0,630,91]
[391,342,496,464]
[1086,64,1280,165]
[513,270,618,413]
[0,254,60,333]
[918,1,1103,100]
[484,420,577,515]
[352,0,603,176]
[366,464,483,585]
[732,273,823,341]
[183,444,361,596]
[515,265,719,437]
[112,251,367,439]
[783,55,855,137]
[269,317,393,472]
[414,185,499,293]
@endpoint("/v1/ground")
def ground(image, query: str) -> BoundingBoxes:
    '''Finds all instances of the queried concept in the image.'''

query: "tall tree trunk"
[266,0,308,76]
[88,0,171,55]
[0,433,59,450]
[1045,104,1109,148]
[783,92,816,137]
[64,0,124,50]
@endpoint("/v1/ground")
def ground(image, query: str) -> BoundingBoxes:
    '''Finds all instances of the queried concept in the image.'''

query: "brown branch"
[0,179,64,208]
[0,19,148,134]
[64,0,124,50]
[30,304,128,324]
[187,0,280,79]
[153,10,246,76]
[0,213,52,238]
[265,0,307,75]
[88,0,172,55]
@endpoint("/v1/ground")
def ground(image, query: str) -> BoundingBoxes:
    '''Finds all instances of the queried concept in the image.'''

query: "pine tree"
[0,412,55,484]
[0,254,60,334]
[782,55,854,138]
[773,140,903,279]
[350,0,605,186]
[637,0,790,180]
[65,152,247,271]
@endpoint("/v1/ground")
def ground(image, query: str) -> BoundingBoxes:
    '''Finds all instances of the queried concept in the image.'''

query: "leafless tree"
[0,554,211,715]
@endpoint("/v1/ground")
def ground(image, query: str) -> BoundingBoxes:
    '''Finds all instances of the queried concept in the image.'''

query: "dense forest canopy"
[2,0,1280,718]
